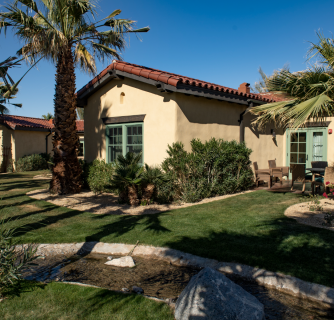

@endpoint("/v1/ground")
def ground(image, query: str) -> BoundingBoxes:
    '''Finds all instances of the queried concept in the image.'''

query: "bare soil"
[26,189,254,215]
[284,199,334,231]
[24,252,334,319]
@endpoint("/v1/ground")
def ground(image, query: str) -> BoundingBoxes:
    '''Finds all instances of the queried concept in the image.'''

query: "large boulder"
[175,267,265,320]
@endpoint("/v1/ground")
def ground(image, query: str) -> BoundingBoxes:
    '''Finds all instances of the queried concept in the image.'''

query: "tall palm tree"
[0,0,149,194]
[250,33,334,129]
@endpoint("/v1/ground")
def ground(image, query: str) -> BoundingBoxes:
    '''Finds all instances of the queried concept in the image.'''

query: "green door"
[286,127,327,176]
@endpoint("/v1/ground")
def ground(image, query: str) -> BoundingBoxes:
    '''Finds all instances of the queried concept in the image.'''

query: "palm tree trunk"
[50,45,82,194]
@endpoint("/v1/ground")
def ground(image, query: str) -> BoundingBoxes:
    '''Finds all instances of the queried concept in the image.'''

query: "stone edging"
[23,242,334,307]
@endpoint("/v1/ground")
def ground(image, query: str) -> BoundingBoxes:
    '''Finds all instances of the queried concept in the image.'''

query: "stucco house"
[77,60,334,173]
[0,115,84,171]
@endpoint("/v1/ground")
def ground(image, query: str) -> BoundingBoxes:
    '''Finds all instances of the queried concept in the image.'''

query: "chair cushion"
[315,176,324,183]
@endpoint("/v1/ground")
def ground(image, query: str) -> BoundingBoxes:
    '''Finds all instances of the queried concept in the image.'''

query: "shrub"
[87,159,115,194]
[0,219,37,298]
[15,153,50,172]
[159,138,254,203]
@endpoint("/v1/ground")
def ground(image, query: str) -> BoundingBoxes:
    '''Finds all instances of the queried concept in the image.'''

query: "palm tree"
[0,0,149,194]
[42,112,54,120]
[250,33,334,129]
[0,56,24,114]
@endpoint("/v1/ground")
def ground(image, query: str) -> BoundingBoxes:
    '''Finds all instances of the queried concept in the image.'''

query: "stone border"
[23,242,334,307]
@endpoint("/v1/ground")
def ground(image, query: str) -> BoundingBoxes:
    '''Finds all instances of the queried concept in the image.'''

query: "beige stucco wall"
[84,78,177,165]
[327,117,334,166]
[243,113,285,169]
[84,77,284,168]
[12,130,53,160]
[173,94,284,170]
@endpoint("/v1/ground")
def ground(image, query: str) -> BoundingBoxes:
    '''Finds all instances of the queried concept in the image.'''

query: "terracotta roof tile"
[77,61,281,103]
[0,115,84,132]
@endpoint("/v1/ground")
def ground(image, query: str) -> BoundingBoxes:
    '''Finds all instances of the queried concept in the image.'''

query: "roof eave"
[77,69,264,106]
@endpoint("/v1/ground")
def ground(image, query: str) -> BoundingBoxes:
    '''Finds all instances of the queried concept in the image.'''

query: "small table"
[306,168,325,182]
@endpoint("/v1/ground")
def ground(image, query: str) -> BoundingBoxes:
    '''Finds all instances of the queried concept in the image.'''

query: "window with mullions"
[106,123,143,164]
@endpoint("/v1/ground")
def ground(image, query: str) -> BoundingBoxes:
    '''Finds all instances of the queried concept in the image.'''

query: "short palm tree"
[0,0,149,194]
[250,33,334,129]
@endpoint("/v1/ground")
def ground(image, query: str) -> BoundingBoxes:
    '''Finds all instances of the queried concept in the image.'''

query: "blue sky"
[1,0,334,118]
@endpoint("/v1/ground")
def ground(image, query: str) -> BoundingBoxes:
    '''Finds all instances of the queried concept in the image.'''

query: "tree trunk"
[50,45,82,194]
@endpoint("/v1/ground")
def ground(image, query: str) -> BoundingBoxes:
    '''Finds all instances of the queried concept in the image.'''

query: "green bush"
[159,138,254,203]
[87,159,115,194]
[0,219,37,298]
[15,153,50,172]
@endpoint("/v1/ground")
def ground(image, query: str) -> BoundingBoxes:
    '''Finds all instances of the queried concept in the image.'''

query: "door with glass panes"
[106,122,143,164]
[286,127,327,176]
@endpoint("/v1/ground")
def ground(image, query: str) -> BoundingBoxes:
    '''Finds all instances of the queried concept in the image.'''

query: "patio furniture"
[311,161,328,181]
[268,160,289,184]
[253,162,272,188]
[306,167,325,182]
[312,167,334,195]
[290,164,307,192]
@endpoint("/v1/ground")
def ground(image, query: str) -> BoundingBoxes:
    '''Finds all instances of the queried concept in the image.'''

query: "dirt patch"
[33,174,52,180]
[24,252,334,319]
[19,204,43,212]
[26,189,254,215]
[285,199,334,231]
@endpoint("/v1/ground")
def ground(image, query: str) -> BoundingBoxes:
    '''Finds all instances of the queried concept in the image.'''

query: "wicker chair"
[312,167,334,195]
[253,162,272,188]
[290,164,307,192]
[268,160,289,184]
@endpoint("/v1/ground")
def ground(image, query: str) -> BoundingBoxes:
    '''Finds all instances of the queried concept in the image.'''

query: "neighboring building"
[0,115,84,171]
[77,60,334,172]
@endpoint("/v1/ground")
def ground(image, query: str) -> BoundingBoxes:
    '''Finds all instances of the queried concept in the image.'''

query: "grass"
[1,171,334,287]
[0,281,173,320]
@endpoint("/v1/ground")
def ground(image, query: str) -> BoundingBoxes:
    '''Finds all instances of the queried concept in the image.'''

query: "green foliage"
[251,32,334,129]
[42,112,54,120]
[159,138,254,203]
[308,194,323,211]
[15,153,50,172]
[87,159,115,194]
[0,219,37,297]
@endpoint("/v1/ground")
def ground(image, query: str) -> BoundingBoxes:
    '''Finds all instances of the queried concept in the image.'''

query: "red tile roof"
[0,115,84,132]
[77,60,280,103]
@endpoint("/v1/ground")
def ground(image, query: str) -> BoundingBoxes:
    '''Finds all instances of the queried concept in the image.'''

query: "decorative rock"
[132,286,144,294]
[175,267,265,320]
[107,256,113,261]
[104,256,135,268]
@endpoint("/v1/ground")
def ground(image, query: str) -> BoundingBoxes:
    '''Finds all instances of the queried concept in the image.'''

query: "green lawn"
[0,281,173,320]
[1,171,334,287]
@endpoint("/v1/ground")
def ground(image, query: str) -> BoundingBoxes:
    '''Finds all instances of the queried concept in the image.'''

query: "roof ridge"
[0,114,51,121]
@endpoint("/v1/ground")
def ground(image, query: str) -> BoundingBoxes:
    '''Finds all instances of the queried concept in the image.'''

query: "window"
[78,139,84,157]
[106,123,143,164]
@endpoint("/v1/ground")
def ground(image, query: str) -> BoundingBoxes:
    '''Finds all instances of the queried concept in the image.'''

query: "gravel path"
[284,199,334,231]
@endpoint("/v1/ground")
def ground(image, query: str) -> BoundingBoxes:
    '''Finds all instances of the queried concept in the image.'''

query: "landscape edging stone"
[23,241,334,307]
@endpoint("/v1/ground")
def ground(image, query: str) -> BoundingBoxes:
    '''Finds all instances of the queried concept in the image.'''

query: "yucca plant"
[0,0,149,194]
[110,152,143,205]
[141,164,168,204]
[250,33,334,129]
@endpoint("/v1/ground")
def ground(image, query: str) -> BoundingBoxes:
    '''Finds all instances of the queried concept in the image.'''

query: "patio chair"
[311,161,328,181]
[253,162,272,188]
[290,164,307,192]
[268,160,289,184]
[312,167,334,195]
